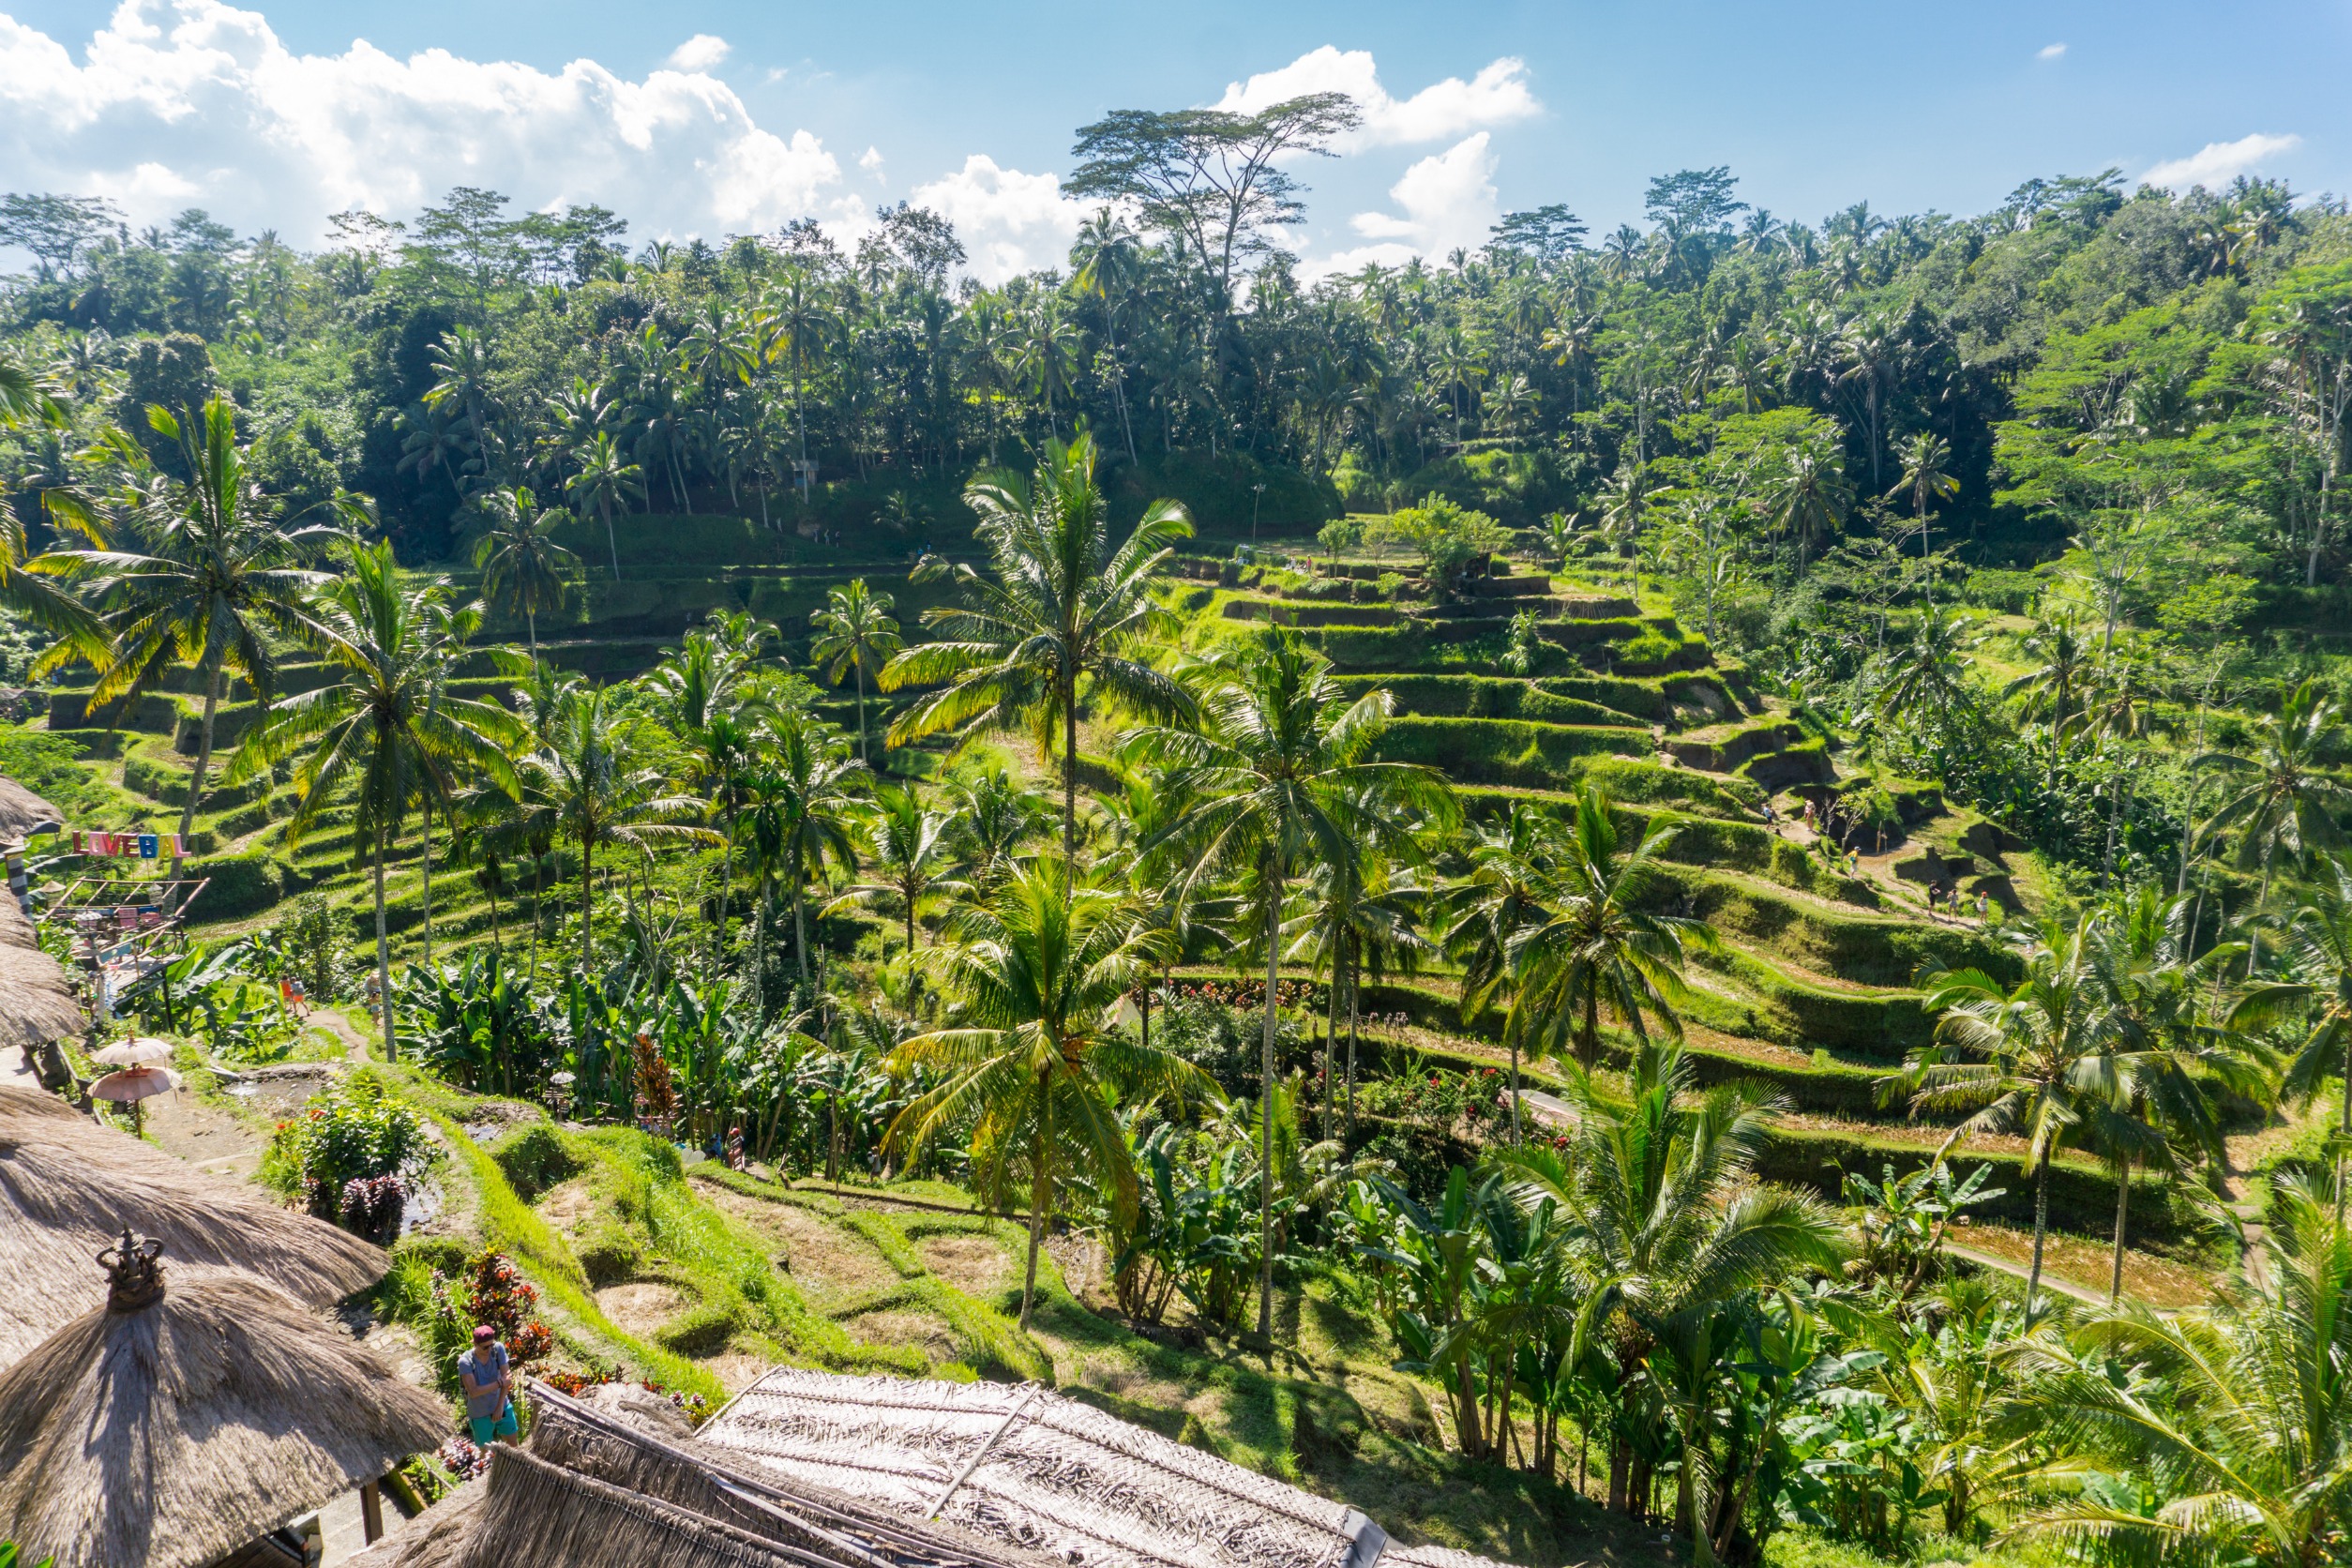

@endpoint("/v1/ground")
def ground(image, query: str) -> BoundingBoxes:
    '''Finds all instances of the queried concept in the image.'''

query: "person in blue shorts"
[458,1324,519,1444]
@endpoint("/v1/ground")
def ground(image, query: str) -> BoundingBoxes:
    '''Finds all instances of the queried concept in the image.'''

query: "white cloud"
[1214,47,1538,148]
[2037,42,2066,60]
[0,1,840,246]
[2143,132,2301,191]
[909,155,1085,283]
[664,34,729,72]
[1310,131,1499,278]
[859,145,884,174]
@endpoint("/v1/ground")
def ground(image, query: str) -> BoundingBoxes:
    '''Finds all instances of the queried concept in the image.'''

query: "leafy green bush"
[183,850,287,920]
[1367,496,1511,599]
[263,1071,430,1226]
[0,722,107,821]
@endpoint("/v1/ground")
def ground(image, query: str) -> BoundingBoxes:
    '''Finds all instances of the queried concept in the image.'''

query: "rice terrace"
[0,5,2347,1567]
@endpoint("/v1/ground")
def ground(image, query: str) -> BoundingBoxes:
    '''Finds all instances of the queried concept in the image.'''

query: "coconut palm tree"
[471,485,578,660]
[565,431,641,580]
[1289,847,1426,1142]
[1504,786,1709,1072]
[1133,632,1455,1340]
[1888,430,1959,568]
[740,706,866,993]
[2194,677,2352,972]
[2003,614,2093,760]
[807,579,902,764]
[49,398,340,874]
[1997,1171,2352,1568]
[1441,800,1561,1137]
[881,431,1194,860]
[1905,912,2129,1310]
[226,540,520,1061]
[883,860,1217,1326]
[2231,852,2352,1206]
[523,682,717,971]
[826,784,967,959]
[1492,1040,1846,1526]
[942,767,1048,897]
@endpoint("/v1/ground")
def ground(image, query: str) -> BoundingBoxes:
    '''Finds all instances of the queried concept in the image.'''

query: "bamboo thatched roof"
[1386,1545,1519,1568]
[0,1252,448,1568]
[698,1370,1390,1568]
[0,775,63,842]
[0,1084,390,1364]
[0,939,85,1051]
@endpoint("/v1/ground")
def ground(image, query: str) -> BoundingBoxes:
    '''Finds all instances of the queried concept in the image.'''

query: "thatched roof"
[1386,1545,1520,1568]
[0,1084,391,1364]
[698,1371,1389,1568]
[348,1443,838,1568]
[0,941,85,1050]
[0,1258,449,1568]
[0,775,63,842]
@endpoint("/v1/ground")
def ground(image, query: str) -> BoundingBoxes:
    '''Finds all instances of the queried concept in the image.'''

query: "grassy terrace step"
[1370,716,1651,784]
[1457,757,1764,819]
[1289,620,1710,676]
[1665,718,1805,771]
[1681,942,1931,1054]
[1334,674,1648,728]
[1660,866,2019,988]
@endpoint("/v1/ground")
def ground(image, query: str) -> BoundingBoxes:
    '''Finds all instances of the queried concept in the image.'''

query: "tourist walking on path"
[459,1324,519,1445]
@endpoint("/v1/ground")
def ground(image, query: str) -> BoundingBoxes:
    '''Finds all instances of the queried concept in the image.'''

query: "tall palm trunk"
[790,852,812,986]
[2110,1161,2131,1303]
[420,807,434,970]
[1255,858,1283,1344]
[2028,1155,2050,1312]
[1021,1070,1051,1328]
[854,661,868,764]
[172,656,224,883]
[1345,944,1362,1138]
[601,495,621,580]
[1321,964,1339,1144]
[523,607,536,663]
[1062,679,1078,864]
[374,821,395,1063]
[579,834,595,971]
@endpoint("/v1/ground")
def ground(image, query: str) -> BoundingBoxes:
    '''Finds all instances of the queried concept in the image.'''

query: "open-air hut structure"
[0,774,63,843]
[0,1233,447,1568]
[0,1083,389,1364]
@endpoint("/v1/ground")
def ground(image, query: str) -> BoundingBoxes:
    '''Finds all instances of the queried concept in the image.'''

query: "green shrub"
[653,1300,740,1356]
[0,721,109,819]
[123,748,264,808]
[1959,567,2043,616]
[183,850,287,920]
[262,1071,430,1226]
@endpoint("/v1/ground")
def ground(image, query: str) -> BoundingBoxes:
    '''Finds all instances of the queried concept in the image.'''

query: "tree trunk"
[1510,1033,1522,1142]
[1021,1072,1050,1328]
[854,661,868,764]
[1062,676,1079,864]
[791,854,811,985]
[1346,948,1361,1138]
[1321,963,1338,1144]
[2110,1162,2131,1303]
[420,807,434,970]
[602,496,622,580]
[579,834,595,972]
[1254,862,1284,1344]
[374,821,395,1063]
[2028,1155,2050,1312]
[172,656,224,882]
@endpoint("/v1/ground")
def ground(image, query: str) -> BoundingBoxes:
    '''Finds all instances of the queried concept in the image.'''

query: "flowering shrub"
[339,1173,405,1243]
[262,1074,429,1227]
[1356,1066,1509,1129]
[457,1250,556,1364]
[436,1434,492,1483]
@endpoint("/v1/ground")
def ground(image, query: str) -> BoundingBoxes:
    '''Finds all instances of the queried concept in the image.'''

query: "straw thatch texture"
[362,1442,837,1568]
[341,1478,485,1568]
[0,1084,390,1364]
[0,775,62,841]
[700,1371,1385,1568]
[0,941,84,1051]
[1386,1545,1522,1568]
[0,890,43,951]
[0,1270,449,1568]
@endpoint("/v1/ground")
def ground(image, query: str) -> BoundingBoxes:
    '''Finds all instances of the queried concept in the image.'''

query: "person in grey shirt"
[457,1324,519,1445]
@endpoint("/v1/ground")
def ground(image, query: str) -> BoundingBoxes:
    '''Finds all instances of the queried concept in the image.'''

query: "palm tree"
[565,431,641,580]
[524,682,717,971]
[943,767,1048,897]
[741,707,866,992]
[1906,912,2128,1310]
[471,485,578,659]
[1888,430,1959,570]
[1760,431,1853,560]
[1998,1172,2352,1568]
[226,540,520,1061]
[1877,606,1973,731]
[827,785,966,959]
[1492,1041,1846,1529]
[49,398,339,873]
[755,266,832,477]
[2003,615,2094,759]
[808,579,902,764]
[1134,633,1455,1341]
[881,431,1194,860]
[2232,852,2352,1205]
[1442,800,1560,1136]
[883,860,1217,1326]
[1505,787,1708,1072]
[2194,677,2352,972]
[1290,848,1425,1142]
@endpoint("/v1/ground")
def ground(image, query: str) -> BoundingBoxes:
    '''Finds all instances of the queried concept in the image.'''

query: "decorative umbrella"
[93,1036,174,1068]
[0,1229,447,1568]
[88,1063,175,1137]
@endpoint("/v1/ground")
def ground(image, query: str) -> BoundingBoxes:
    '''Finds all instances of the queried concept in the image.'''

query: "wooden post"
[360,1480,384,1544]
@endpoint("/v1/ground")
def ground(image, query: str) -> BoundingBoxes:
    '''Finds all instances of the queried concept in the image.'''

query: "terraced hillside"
[1168,542,2201,1290]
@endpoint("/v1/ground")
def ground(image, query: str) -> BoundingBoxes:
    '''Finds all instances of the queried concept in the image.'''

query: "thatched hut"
[0,774,63,842]
[0,935,85,1055]
[0,1084,389,1364]
[0,1233,447,1568]
[697,1370,1391,1568]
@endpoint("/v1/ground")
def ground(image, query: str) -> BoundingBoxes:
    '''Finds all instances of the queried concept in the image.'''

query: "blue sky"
[0,0,2343,280]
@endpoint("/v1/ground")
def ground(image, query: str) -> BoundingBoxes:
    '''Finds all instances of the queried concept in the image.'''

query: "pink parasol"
[93,1037,174,1069]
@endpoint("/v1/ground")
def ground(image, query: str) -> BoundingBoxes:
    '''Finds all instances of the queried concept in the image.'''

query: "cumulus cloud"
[1214,47,1538,147]
[2143,132,2301,191]
[2037,42,2066,60]
[0,0,839,245]
[664,34,729,72]
[1308,131,1499,278]
[909,155,1085,283]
